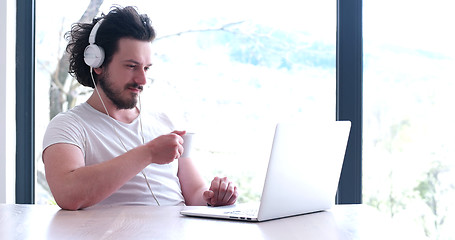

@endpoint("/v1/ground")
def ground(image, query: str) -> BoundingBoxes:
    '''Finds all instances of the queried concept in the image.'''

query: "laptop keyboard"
[224,208,258,217]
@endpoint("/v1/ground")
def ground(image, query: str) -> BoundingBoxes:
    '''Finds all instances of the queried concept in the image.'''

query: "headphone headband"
[89,19,104,44]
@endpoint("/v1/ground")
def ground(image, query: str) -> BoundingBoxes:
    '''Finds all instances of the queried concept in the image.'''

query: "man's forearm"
[48,145,152,210]
[183,186,209,206]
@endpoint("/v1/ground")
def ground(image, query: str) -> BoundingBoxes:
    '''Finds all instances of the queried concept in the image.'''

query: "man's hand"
[147,130,186,164]
[203,177,238,207]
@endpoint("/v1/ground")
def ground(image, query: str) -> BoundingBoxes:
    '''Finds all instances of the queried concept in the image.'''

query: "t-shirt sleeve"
[42,113,86,156]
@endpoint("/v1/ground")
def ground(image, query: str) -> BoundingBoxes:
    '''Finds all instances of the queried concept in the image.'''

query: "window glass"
[36,0,336,204]
[363,0,455,239]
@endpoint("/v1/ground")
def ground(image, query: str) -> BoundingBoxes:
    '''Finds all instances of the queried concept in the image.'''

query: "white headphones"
[84,19,105,68]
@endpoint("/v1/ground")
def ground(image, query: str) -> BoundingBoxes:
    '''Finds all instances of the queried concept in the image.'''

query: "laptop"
[180,120,351,222]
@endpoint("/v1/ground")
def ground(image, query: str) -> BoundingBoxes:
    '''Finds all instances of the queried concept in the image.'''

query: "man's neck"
[86,94,139,124]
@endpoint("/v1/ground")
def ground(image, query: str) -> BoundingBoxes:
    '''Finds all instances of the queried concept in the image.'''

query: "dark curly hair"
[65,6,156,88]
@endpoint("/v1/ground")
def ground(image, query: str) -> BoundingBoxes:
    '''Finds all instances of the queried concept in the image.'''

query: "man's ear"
[93,66,103,75]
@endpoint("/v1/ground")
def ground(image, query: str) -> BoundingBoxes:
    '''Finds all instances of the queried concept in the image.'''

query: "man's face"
[97,38,152,110]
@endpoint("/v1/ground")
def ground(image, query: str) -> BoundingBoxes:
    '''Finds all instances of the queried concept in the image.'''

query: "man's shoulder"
[49,103,93,126]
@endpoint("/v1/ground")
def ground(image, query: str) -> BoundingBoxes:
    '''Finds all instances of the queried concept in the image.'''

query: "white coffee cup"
[181,133,195,158]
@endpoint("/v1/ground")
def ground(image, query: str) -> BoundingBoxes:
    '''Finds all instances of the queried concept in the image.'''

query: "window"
[34,0,336,204]
[363,0,455,239]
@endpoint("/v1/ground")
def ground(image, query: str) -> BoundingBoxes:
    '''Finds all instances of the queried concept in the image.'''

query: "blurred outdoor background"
[35,1,454,239]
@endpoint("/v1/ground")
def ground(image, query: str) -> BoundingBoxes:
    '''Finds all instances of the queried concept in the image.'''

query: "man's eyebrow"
[123,59,152,66]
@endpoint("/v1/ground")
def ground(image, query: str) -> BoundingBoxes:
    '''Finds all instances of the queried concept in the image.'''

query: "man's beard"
[98,72,143,110]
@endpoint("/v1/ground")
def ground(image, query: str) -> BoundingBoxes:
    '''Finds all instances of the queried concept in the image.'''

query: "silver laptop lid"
[257,121,351,221]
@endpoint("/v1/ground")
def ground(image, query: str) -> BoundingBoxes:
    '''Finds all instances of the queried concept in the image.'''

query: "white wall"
[0,0,16,204]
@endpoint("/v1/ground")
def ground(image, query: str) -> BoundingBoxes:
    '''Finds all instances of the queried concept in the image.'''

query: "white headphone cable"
[90,68,160,206]
[137,94,161,206]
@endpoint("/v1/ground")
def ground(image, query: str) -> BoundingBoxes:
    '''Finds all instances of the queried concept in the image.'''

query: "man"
[42,6,238,210]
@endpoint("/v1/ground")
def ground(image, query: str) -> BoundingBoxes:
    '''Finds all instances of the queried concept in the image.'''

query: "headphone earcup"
[84,44,105,68]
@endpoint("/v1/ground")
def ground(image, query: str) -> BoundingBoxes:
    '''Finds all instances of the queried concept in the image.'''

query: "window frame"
[16,0,362,204]
[16,0,35,204]
[336,0,363,204]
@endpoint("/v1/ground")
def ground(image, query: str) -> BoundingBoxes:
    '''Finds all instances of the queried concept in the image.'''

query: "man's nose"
[135,69,148,85]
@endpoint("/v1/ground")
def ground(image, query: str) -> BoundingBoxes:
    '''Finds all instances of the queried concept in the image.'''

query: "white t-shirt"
[42,102,185,207]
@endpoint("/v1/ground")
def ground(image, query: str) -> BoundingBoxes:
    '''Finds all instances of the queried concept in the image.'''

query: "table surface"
[0,203,424,240]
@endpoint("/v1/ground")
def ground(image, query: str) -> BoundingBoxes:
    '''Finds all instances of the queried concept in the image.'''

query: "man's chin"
[114,99,137,110]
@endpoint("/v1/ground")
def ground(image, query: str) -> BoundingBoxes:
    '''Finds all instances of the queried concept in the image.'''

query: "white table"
[0,204,422,240]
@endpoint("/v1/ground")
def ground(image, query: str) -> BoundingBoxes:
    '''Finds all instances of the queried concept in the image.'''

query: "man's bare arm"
[43,133,183,210]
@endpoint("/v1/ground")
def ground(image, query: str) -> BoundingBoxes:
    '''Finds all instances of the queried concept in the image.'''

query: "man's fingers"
[175,143,184,159]
[218,180,229,202]
[171,130,186,138]
[210,177,221,205]
[227,186,238,205]
[203,190,214,203]
[221,182,235,203]
[165,132,184,159]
